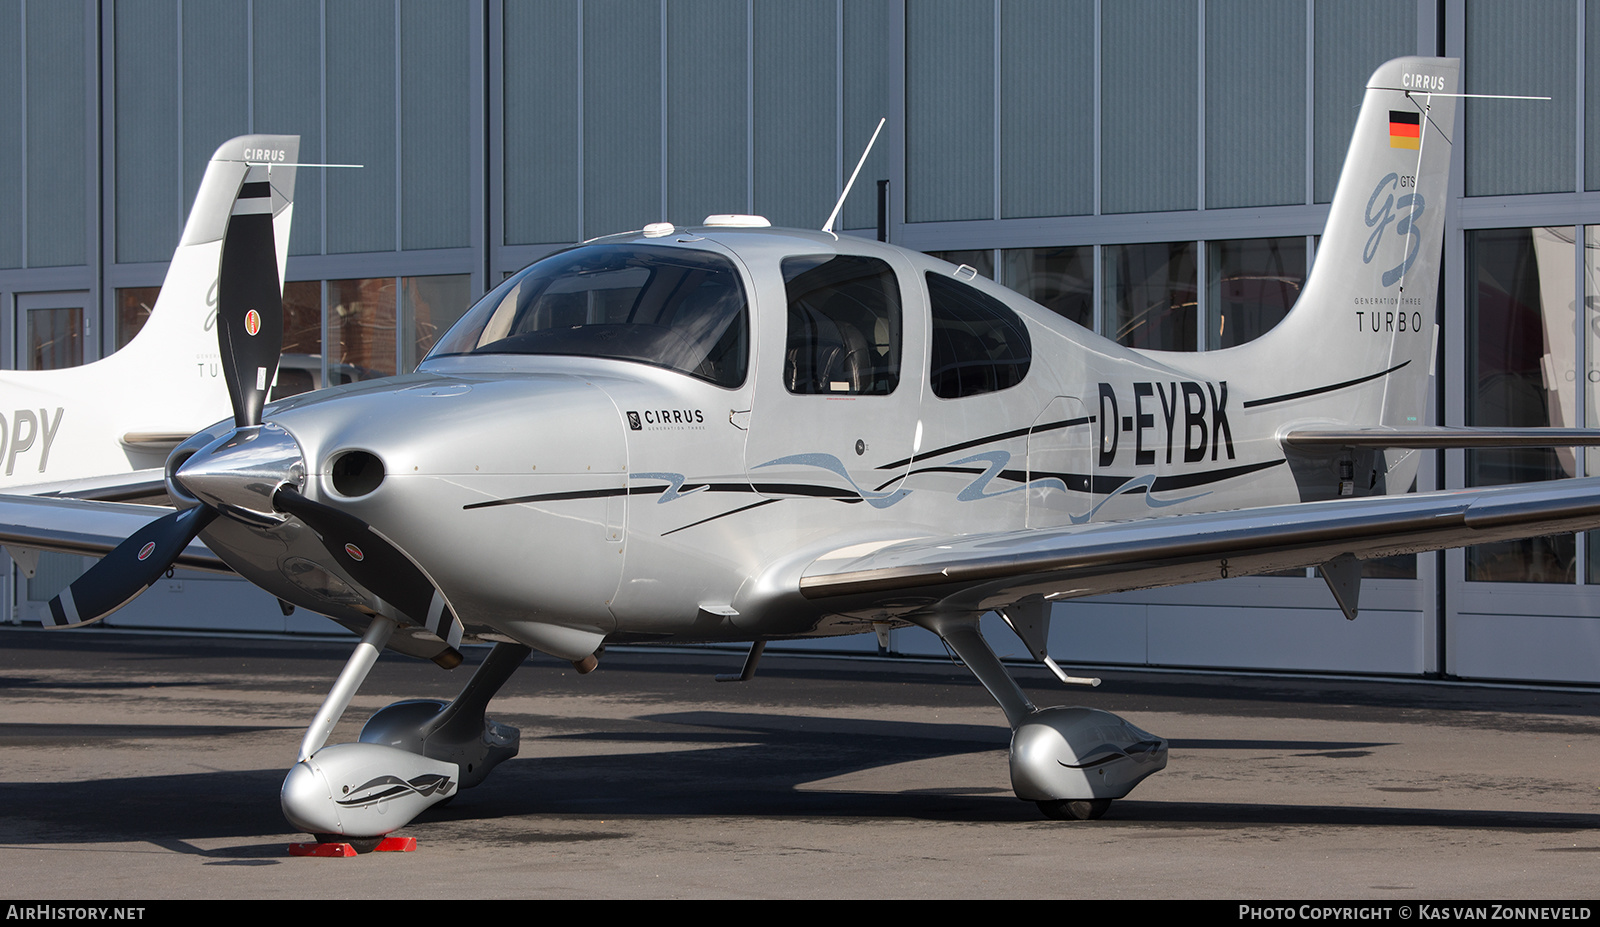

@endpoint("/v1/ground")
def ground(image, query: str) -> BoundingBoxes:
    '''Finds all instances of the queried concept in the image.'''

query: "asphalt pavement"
[2,627,1598,899]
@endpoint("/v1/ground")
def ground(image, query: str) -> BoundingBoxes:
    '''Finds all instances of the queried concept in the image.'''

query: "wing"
[797,477,1600,617]
[6,468,173,505]
[0,493,229,573]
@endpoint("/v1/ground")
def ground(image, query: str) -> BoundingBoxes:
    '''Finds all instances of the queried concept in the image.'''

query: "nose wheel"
[1037,798,1112,821]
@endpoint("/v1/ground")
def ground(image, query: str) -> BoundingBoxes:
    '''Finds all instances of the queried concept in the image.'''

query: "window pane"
[401,274,472,373]
[1206,237,1306,349]
[926,272,1031,399]
[329,277,397,378]
[1001,246,1092,330]
[1204,0,1303,209]
[271,280,325,400]
[1584,228,1600,583]
[926,249,994,279]
[28,307,83,370]
[1105,241,1197,350]
[1363,554,1417,579]
[906,0,992,222]
[1465,0,1576,196]
[116,286,161,349]
[435,246,749,387]
[1466,227,1575,582]
[1101,0,1196,214]
[782,254,900,395]
[1365,478,1418,579]
[282,279,323,357]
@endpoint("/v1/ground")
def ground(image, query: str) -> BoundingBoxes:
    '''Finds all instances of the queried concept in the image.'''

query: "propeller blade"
[216,167,284,428]
[46,169,285,631]
[46,505,218,629]
[273,487,463,650]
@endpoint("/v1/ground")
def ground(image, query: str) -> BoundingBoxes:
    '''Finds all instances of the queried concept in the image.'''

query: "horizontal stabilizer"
[1282,426,1600,450]
[119,432,193,452]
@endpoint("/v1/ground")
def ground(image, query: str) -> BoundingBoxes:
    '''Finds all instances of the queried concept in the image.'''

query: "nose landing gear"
[279,620,531,844]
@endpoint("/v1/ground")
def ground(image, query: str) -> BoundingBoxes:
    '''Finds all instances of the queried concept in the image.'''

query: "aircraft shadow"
[1,709,1593,851]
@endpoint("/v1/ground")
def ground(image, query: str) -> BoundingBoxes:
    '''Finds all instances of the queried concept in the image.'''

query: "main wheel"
[1037,798,1111,821]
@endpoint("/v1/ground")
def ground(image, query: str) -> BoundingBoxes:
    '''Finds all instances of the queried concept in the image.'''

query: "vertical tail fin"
[116,135,300,368]
[0,136,301,485]
[1258,57,1458,431]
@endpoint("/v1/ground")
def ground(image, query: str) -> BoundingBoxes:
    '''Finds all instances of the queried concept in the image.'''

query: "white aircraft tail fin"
[115,135,300,374]
[0,135,299,487]
[1242,58,1458,436]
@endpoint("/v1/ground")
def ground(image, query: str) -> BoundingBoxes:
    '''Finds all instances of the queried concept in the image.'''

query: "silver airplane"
[5,56,1600,845]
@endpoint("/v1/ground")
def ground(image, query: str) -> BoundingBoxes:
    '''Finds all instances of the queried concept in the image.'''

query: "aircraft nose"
[173,423,306,526]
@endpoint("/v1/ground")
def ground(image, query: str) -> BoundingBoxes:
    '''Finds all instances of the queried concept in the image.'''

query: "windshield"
[429,244,749,387]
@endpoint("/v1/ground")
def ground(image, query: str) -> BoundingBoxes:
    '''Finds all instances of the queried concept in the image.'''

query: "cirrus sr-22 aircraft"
[5,56,1600,845]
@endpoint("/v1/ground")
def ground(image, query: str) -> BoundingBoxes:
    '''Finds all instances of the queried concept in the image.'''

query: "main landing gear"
[918,604,1168,820]
[279,616,531,844]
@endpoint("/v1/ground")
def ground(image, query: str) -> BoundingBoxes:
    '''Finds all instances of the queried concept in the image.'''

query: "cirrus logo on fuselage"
[626,408,706,431]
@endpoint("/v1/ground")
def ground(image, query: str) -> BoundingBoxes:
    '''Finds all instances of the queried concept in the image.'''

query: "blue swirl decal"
[632,472,709,504]
[752,454,911,508]
[1071,473,1209,525]
[949,451,1066,501]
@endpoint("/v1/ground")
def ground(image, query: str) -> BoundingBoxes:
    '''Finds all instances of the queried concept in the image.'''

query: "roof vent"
[642,222,675,237]
[703,214,772,228]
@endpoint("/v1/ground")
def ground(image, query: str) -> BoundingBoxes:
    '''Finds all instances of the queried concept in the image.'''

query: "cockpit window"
[429,244,749,388]
[782,254,901,395]
[926,272,1031,398]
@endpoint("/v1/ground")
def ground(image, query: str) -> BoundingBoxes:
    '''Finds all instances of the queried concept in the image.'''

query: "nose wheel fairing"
[282,742,460,839]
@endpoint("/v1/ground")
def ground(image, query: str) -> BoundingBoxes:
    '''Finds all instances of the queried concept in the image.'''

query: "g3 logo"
[1364,172,1425,288]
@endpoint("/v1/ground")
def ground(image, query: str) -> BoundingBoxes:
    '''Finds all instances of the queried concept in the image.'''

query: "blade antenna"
[822,117,886,234]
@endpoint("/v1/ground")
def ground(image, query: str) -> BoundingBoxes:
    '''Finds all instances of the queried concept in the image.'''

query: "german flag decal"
[1389,110,1421,149]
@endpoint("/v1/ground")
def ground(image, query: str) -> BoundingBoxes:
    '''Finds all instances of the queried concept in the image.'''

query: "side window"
[927,272,1032,399]
[781,254,901,395]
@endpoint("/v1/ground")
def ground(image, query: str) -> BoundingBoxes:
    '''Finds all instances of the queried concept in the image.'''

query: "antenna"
[822,117,886,234]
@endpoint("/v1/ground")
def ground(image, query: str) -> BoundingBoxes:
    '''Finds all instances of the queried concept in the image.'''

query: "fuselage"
[190,224,1433,662]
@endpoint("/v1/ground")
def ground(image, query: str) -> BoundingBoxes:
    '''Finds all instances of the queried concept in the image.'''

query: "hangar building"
[1,0,1597,684]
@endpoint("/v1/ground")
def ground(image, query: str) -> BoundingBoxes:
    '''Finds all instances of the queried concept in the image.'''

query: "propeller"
[45,506,218,628]
[47,163,464,662]
[273,488,464,655]
[47,165,281,628]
